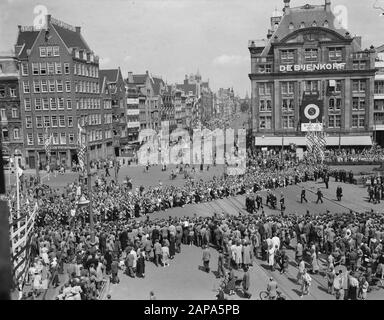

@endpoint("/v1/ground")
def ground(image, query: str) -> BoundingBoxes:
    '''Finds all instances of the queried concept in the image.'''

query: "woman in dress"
[161,243,170,267]
[310,249,320,274]
[242,241,252,269]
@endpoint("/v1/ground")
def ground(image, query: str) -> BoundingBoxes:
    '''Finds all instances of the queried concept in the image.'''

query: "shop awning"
[255,135,372,147]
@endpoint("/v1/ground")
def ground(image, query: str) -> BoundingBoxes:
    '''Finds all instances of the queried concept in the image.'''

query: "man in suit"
[316,188,323,204]
[242,267,252,299]
[154,239,162,267]
[111,258,119,284]
[336,186,343,201]
[202,245,211,273]
[301,188,308,203]
[217,250,225,278]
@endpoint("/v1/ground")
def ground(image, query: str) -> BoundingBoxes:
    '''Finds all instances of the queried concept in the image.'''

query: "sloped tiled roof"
[132,74,147,84]
[176,83,197,96]
[100,69,119,83]
[15,30,40,58]
[152,77,164,96]
[261,3,349,56]
[52,24,89,50]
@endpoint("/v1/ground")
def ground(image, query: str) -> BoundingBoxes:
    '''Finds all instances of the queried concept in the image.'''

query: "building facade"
[125,84,140,143]
[374,45,384,146]
[248,0,376,149]
[0,54,24,165]
[16,15,101,168]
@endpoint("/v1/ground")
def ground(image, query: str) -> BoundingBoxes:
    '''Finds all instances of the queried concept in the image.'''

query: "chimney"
[18,25,21,32]
[46,14,51,25]
[75,26,81,33]
[325,0,331,11]
[127,71,133,83]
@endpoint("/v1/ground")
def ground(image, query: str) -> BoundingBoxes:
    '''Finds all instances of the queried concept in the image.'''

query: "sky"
[0,0,383,96]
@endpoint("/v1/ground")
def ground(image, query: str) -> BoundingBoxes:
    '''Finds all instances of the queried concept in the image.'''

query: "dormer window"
[289,23,294,30]
[312,21,317,27]
[300,22,305,28]
[323,20,329,27]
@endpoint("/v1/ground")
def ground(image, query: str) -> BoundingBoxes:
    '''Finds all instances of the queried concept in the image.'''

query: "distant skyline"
[0,0,383,96]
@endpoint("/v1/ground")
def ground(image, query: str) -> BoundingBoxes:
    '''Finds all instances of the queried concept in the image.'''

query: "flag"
[77,122,87,170]
[44,127,53,161]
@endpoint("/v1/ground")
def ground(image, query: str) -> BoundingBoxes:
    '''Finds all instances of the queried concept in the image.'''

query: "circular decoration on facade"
[304,104,320,120]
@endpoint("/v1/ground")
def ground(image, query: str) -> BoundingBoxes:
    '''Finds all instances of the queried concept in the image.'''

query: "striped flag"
[306,130,327,161]
[77,122,87,170]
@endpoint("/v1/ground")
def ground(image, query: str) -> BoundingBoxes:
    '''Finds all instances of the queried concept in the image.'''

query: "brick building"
[0,54,24,165]
[16,15,101,168]
[248,0,376,149]
[374,45,384,146]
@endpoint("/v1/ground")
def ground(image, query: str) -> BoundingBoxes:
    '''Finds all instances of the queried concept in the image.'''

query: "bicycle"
[259,290,286,300]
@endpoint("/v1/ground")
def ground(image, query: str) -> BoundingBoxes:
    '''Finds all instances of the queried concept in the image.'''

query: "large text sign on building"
[279,62,346,72]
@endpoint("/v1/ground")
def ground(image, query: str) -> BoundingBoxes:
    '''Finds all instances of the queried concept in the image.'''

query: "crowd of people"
[6,146,384,300]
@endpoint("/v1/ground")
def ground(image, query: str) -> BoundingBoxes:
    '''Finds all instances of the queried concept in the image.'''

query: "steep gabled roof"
[52,24,90,50]
[15,30,40,58]
[99,69,119,83]
[151,77,164,96]
[132,74,147,84]
[176,83,197,96]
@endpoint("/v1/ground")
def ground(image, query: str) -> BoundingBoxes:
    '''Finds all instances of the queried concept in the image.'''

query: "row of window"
[375,81,384,95]
[23,79,71,94]
[24,97,72,111]
[0,108,19,120]
[39,46,60,58]
[0,87,17,98]
[258,97,363,112]
[25,115,73,128]
[75,80,99,94]
[80,114,102,126]
[258,114,365,130]
[1,128,21,140]
[77,98,101,110]
[280,48,343,63]
[73,63,99,78]
[258,80,367,95]
[22,62,69,76]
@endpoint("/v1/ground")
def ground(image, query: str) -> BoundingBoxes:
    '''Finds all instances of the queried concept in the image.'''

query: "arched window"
[312,21,317,27]
[300,22,305,28]
[289,22,294,30]
[323,20,329,27]
[329,98,335,110]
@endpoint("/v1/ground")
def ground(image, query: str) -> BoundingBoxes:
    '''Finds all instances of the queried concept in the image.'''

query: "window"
[59,115,65,127]
[26,116,32,128]
[375,81,384,95]
[282,115,294,129]
[56,80,63,92]
[36,116,43,128]
[328,114,341,128]
[40,63,47,75]
[39,47,46,57]
[328,47,343,61]
[55,62,62,74]
[0,87,5,98]
[37,133,44,145]
[336,98,342,110]
[32,63,39,75]
[35,98,42,110]
[281,50,295,63]
[33,80,40,93]
[352,115,365,128]
[305,80,318,92]
[49,80,55,92]
[53,132,59,145]
[0,109,6,121]
[9,88,16,97]
[352,80,366,92]
[44,116,50,127]
[11,108,18,118]
[58,97,64,110]
[21,63,28,76]
[51,116,58,127]
[77,64,81,75]
[353,97,365,110]
[42,98,49,110]
[66,99,72,110]
[282,98,294,111]
[60,132,66,145]
[305,49,318,61]
[41,80,48,93]
[329,98,335,110]
[281,82,294,94]
[374,100,384,111]
[24,98,31,111]
[259,116,272,129]
[50,98,57,110]
[69,133,75,144]
[64,63,70,74]
[67,116,73,127]
[53,46,60,56]
[74,63,77,75]
[46,46,52,57]
[13,128,20,140]
[27,133,34,145]
[47,62,54,75]
[23,81,30,93]
[65,81,71,92]
[260,100,266,112]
